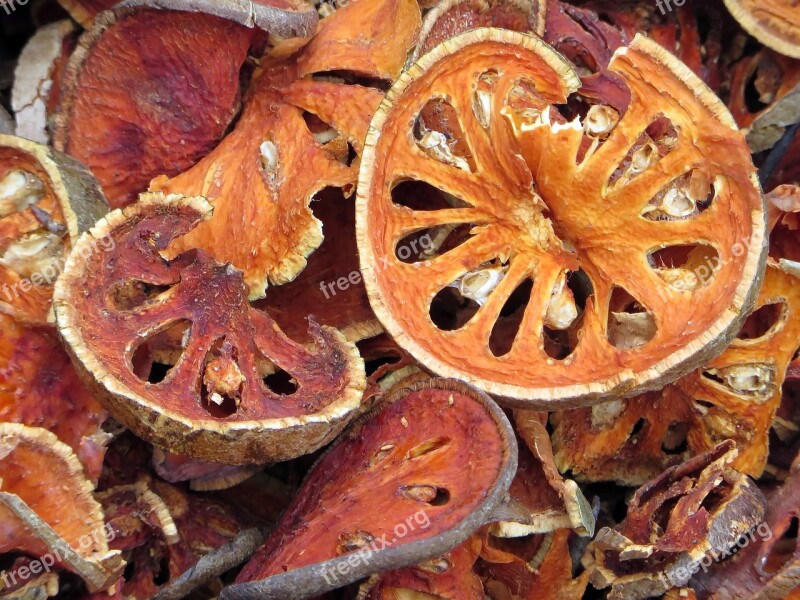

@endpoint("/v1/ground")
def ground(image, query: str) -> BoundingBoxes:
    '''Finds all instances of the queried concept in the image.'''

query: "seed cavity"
[336,530,375,554]
[703,364,776,400]
[545,274,579,330]
[583,105,619,138]
[449,264,508,306]
[417,130,471,172]
[0,231,65,282]
[0,170,44,218]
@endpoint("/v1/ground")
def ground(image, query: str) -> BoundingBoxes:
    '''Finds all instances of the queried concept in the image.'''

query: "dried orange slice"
[53,193,365,464]
[724,0,800,59]
[0,134,107,324]
[357,29,766,405]
[0,424,123,592]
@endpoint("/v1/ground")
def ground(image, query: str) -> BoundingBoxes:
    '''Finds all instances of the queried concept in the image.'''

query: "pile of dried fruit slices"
[0,0,799,599]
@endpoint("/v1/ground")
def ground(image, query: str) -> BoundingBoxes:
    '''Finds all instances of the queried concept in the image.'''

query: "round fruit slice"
[0,134,107,324]
[724,0,800,59]
[0,423,123,592]
[222,379,517,600]
[53,192,366,464]
[357,29,766,406]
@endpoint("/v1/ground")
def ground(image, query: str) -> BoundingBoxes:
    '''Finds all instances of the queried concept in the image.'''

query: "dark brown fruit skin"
[221,379,518,600]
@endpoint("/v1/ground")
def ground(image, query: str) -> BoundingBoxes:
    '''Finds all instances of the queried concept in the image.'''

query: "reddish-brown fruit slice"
[492,411,594,537]
[0,314,109,483]
[360,535,484,599]
[0,424,123,592]
[692,454,800,598]
[53,192,366,464]
[224,379,517,600]
[0,134,107,324]
[412,0,544,63]
[585,442,768,599]
[728,49,800,152]
[297,0,421,80]
[151,68,384,298]
[12,20,77,145]
[53,7,254,209]
[724,0,800,59]
[358,29,766,405]
[477,528,591,600]
[151,447,260,491]
[358,334,421,412]
[252,188,381,343]
[552,260,800,485]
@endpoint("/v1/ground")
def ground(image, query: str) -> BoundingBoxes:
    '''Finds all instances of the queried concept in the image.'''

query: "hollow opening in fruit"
[661,422,689,455]
[415,98,476,172]
[109,280,174,311]
[737,302,786,341]
[430,286,481,331]
[648,244,720,293]
[130,320,191,384]
[263,369,299,396]
[489,278,534,357]
[643,170,716,221]
[391,180,473,211]
[406,437,450,460]
[607,287,657,349]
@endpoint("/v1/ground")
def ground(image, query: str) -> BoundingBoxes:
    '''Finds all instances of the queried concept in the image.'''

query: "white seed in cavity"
[584,105,619,138]
[0,170,44,218]
[0,231,64,282]
[450,264,507,306]
[417,130,470,172]
[545,274,578,330]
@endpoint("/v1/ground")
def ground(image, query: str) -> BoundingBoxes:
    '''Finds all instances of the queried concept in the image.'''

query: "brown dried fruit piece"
[360,535,484,599]
[724,0,800,59]
[728,49,800,153]
[54,7,254,209]
[151,447,260,491]
[0,314,109,484]
[53,192,366,464]
[223,380,517,600]
[585,442,767,600]
[0,424,123,593]
[358,29,766,405]
[0,134,107,324]
[691,453,800,598]
[412,0,545,63]
[552,260,800,485]
[490,410,594,537]
[477,528,591,600]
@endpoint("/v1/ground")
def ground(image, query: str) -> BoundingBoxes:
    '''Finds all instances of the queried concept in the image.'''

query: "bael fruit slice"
[0,134,107,324]
[222,379,517,600]
[0,423,123,592]
[53,192,366,464]
[724,0,800,59]
[53,6,255,209]
[357,29,766,406]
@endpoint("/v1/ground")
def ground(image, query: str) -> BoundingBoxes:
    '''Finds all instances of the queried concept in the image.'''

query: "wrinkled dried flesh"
[553,262,800,484]
[724,0,800,58]
[586,443,768,598]
[362,34,761,393]
[692,455,800,597]
[0,314,108,483]
[152,68,382,296]
[56,10,253,209]
[151,448,259,491]
[236,385,509,582]
[63,198,359,421]
[297,0,421,80]
[363,536,484,599]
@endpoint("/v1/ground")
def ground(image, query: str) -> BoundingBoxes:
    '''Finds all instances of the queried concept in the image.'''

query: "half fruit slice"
[357,29,766,406]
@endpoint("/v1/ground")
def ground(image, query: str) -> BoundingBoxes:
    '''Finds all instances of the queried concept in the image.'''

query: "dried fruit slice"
[585,442,767,599]
[12,20,77,144]
[0,134,107,324]
[724,0,800,59]
[53,192,366,464]
[0,423,123,592]
[728,49,800,153]
[297,0,421,80]
[692,454,800,598]
[552,259,800,484]
[151,447,260,491]
[53,7,255,209]
[56,0,117,26]
[0,314,109,483]
[223,380,517,600]
[412,0,545,63]
[360,535,484,599]
[357,29,766,405]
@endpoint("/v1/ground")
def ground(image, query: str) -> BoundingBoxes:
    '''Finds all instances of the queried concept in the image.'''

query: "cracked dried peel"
[357,29,766,406]
[0,423,123,592]
[53,192,366,464]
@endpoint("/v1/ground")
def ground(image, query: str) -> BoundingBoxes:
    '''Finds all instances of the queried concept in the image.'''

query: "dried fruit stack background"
[0,0,799,599]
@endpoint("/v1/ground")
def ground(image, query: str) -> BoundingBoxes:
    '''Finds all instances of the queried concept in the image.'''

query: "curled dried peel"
[585,442,767,600]
[357,29,766,405]
[552,261,800,484]
[223,380,517,600]
[0,424,123,592]
[53,192,365,464]
[54,7,254,209]
[0,135,107,324]
[724,0,800,59]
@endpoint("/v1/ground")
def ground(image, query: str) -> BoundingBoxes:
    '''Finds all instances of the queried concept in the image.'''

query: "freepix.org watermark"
[655,0,690,15]
[0,523,116,589]
[1,0,28,15]
[320,509,431,586]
